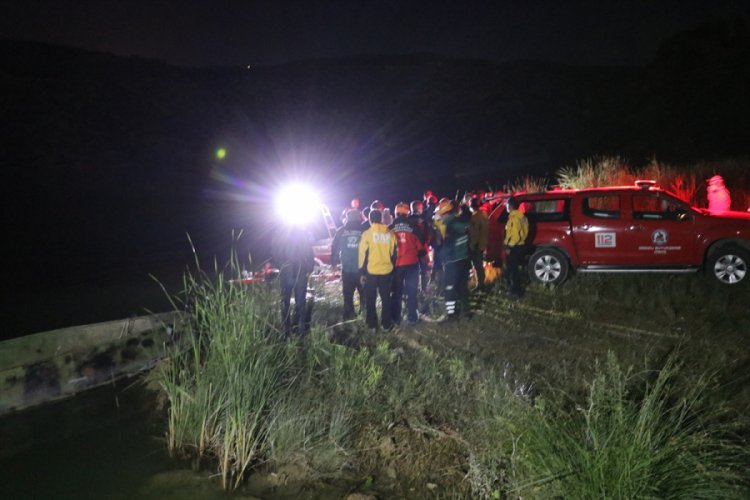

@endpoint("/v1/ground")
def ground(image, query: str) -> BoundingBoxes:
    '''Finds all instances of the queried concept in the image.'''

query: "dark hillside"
[1,21,749,331]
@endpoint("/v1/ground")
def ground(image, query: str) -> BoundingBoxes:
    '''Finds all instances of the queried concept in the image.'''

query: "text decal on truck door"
[595,232,616,248]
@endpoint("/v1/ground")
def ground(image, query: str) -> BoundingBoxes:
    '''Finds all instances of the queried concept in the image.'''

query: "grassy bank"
[156,261,750,498]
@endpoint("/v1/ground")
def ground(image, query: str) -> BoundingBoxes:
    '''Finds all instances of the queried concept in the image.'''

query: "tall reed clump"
[262,334,390,473]
[555,156,750,209]
[158,255,290,491]
[156,244,399,489]
[556,156,633,189]
[507,352,749,499]
[504,175,551,194]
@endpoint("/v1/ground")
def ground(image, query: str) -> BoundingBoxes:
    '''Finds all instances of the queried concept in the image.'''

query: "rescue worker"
[341,198,361,224]
[271,224,315,335]
[362,200,385,230]
[423,192,438,223]
[707,175,731,212]
[408,200,431,292]
[440,201,471,320]
[390,202,423,325]
[469,197,489,291]
[358,209,397,331]
[331,209,364,320]
[431,197,452,289]
[504,197,529,299]
[382,207,394,226]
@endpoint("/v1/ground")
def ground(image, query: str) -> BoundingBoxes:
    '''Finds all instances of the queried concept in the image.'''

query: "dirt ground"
[311,271,750,412]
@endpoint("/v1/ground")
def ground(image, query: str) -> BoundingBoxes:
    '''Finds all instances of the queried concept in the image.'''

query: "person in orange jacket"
[358,209,397,331]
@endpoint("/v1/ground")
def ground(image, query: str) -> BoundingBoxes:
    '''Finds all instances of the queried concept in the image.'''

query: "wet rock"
[379,436,396,456]
[345,494,377,500]
[246,463,311,492]
[135,469,225,499]
[277,462,310,483]
[384,466,397,480]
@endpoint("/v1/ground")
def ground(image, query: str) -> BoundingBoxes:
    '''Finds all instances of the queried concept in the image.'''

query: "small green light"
[216,147,227,160]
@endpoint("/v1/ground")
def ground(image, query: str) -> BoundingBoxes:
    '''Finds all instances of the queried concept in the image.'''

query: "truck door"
[624,192,696,266]
[571,193,631,265]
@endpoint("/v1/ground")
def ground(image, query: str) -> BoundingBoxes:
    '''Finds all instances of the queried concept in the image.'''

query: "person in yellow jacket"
[358,209,397,331]
[504,198,529,299]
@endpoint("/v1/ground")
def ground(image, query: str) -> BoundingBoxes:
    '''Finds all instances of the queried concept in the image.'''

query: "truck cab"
[487,182,750,286]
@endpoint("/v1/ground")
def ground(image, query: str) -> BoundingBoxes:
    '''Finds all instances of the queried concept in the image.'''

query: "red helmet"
[370,200,385,211]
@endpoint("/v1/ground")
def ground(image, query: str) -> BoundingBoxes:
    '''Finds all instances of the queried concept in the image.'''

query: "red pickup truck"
[486,181,750,286]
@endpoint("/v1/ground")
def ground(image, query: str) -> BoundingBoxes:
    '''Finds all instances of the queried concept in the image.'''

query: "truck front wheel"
[528,248,569,286]
[707,245,748,286]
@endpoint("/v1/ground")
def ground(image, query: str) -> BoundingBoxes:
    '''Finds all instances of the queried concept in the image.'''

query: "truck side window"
[526,199,569,222]
[583,195,620,219]
[632,194,685,220]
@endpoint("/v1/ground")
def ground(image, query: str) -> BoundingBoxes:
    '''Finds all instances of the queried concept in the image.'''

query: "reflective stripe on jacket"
[358,223,396,275]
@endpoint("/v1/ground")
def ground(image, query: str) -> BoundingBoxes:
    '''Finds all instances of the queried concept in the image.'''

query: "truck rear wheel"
[528,248,569,286]
[707,245,748,286]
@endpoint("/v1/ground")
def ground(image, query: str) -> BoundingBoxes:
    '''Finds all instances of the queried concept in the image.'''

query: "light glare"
[274,183,320,225]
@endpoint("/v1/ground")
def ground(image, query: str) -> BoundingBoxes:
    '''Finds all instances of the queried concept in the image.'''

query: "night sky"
[2,0,748,67]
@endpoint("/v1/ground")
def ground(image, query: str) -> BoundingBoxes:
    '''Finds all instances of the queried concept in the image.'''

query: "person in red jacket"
[389,202,424,324]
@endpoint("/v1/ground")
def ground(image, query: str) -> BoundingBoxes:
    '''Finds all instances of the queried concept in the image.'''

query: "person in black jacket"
[271,224,315,336]
[408,200,431,292]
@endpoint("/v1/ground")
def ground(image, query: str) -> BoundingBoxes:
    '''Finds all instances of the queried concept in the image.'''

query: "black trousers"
[342,272,362,319]
[470,248,485,289]
[392,264,419,324]
[444,259,470,317]
[280,268,309,335]
[431,246,444,291]
[506,245,526,294]
[417,254,430,292]
[364,273,393,330]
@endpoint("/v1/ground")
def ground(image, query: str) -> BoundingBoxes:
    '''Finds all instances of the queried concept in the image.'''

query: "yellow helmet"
[437,199,454,216]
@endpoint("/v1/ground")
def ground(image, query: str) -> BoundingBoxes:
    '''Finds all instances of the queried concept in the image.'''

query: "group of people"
[330,191,501,331]
[272,190,529,335]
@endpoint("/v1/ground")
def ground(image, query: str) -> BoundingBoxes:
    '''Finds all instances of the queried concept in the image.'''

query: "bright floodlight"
[274,183,320,225]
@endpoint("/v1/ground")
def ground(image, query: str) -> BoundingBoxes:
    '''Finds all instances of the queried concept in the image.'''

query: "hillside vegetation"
[154,254,750,498]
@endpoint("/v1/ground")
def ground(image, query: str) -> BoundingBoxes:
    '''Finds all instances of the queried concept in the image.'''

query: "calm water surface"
[0,377,230,500]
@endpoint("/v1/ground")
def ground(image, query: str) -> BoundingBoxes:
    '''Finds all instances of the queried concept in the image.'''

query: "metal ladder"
[320,204,337,239]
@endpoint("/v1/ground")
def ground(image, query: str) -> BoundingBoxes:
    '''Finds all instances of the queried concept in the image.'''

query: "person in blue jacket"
[331,209,365,320]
